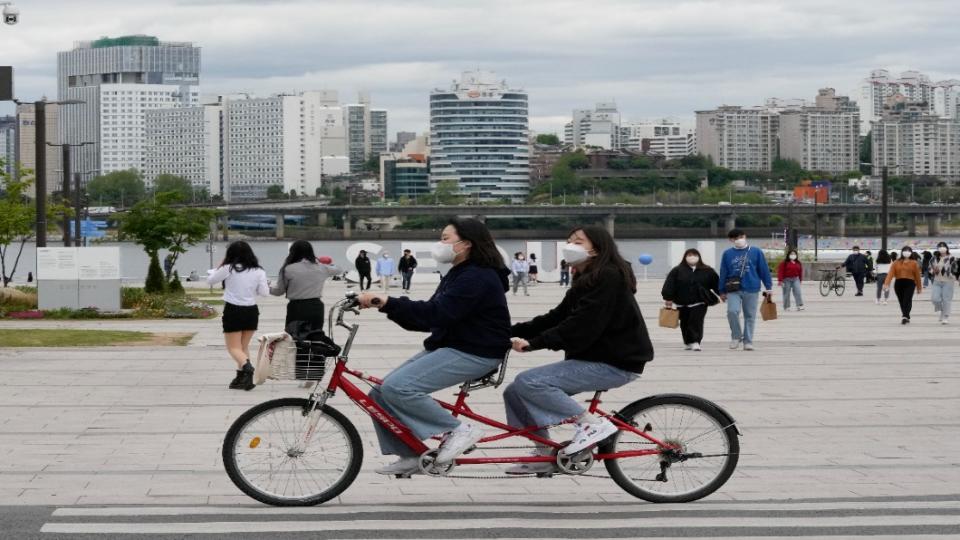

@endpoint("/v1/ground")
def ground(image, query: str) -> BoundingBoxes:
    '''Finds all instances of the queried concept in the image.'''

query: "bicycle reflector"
[249,437,261,449]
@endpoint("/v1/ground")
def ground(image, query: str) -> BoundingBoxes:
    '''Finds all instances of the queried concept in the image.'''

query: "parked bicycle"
[819,268,846,296]
[222,292,741,506]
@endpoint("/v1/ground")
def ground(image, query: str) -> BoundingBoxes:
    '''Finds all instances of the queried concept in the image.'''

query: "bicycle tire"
[819,279,831,296]
[602,394,739,503]
[834,277,846,296]
[223,398,363,506]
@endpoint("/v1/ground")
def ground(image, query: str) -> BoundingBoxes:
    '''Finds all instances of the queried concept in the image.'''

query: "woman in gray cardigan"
[270,240,341,330]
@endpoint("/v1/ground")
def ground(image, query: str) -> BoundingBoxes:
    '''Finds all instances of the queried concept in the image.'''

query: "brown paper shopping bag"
[658,307,680,328]
[760,294,778,321]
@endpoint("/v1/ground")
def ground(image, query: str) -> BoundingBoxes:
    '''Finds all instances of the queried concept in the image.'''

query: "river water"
[9,234,954,284]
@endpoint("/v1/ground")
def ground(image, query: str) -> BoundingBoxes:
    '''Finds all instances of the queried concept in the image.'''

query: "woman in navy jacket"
[358,218,511,476]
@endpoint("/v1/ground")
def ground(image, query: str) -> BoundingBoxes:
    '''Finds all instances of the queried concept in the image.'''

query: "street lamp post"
[48,141,94,246]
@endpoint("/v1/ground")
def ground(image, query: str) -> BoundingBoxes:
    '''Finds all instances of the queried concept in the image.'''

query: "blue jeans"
[726,291,760,344]
[504,360,638,439]
[368,348,502,457]
[782,278,803,309]
[931,280,955,320]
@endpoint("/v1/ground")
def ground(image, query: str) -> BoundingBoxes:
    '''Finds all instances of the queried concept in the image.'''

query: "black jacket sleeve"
[526,276,619,352]
[706,268,720,292]
[380,271,485,332]
[511,295,571,339]
[661,267,678,301]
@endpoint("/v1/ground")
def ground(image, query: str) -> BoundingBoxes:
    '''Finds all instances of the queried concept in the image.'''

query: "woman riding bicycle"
[505,225,654,474]
[357,218,512,476]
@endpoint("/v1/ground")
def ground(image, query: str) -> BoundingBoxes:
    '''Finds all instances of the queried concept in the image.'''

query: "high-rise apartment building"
[429,70,530,202]
[564,102,623,149]
[345,93,388,172]
[144,104,222,197]
[16,102,62,197]
[779,88,860,174]
[57,35,201,180]
[856,69,960,135]
[623,119,695,159]
[871,95,960,182]
[392,131,417,152]
[0,116,15,178]
[695,106,779,171]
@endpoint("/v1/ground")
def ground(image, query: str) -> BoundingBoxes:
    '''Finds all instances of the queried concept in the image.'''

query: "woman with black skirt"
[207,241,270,390]
[271,240,341,331]
[661,248,720,351]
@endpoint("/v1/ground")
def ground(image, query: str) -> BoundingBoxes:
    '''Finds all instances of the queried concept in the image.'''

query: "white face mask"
[939,247,948,254]
[902,251,911,258]
[685,256,699,266]
[733,238,747,248]
[431,241,462,264]
[562,243,591,265]
[789,254,798,261]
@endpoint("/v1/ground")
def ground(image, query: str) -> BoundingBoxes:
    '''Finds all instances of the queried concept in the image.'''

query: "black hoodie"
[380,261,512,359]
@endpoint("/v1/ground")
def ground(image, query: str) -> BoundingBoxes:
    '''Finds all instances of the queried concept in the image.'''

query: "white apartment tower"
[857,69,960,135]
[144,104,222,197]
[871,95,960,182]
[623,119,695,159]
[345,92,388,172]
[564,102,623,149]
[695,106,780,171]
[429,71,530,202]
[779,89,860,174]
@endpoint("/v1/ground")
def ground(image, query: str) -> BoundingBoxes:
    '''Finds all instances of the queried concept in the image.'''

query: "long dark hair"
[679,248,711,270]
[783,248,799,263]
[876,249,891,264]
[447,217,506,270]
[569,225,637,293]
[280,240,316,280]
[222,241,261,272]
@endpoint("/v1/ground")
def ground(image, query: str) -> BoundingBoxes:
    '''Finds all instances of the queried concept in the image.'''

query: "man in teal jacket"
[717,229,773,351]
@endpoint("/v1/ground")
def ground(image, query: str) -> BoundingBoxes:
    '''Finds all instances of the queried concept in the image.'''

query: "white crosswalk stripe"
[39,496,960,538]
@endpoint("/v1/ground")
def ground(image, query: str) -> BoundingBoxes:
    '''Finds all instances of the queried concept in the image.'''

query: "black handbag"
[724,250,749,293]
[698,285,722,306]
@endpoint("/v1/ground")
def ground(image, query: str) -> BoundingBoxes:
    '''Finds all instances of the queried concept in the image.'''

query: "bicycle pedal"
[463,445,477,455]
[395,473,415,479]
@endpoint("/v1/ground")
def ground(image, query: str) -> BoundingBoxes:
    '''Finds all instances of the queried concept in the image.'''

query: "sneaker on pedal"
[506,451,557,475]
[375,457,420,476]
[561,418,618,456]
[436,422,484,463]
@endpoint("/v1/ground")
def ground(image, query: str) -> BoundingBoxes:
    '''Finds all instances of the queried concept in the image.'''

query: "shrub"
[167,271,185,294]
[144,253,166,294]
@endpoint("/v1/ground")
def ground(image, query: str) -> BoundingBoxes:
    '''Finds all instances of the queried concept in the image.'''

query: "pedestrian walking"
[661,248,720,351]
[840,246,869,296]
[528,253,539,284]
[511,252,529,296]
[865,250,875,284]
[874,249,892,305]
[399,249,418,293]
[717,229,773,351]
[376,251,396,292]
[927,241,959,325]
[270,240,340,329]
[206,241,269,391]
[921,251,934,289]
[163,253,175,278]
[883,246,923,324]
[559,259,570,287]
[355,250,372,291]
[777,249,804,311]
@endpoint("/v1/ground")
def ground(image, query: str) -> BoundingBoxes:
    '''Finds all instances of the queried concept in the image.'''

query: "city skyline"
[1,0,959,136]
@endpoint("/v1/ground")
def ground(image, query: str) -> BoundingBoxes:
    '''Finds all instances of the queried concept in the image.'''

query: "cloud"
[1,0,958,134]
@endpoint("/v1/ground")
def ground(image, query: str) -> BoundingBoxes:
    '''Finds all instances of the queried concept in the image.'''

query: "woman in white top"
[874,249,892,305]
[206,241,269,390]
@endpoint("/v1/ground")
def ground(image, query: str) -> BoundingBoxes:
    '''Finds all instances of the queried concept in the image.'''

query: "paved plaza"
[0,278,958,538]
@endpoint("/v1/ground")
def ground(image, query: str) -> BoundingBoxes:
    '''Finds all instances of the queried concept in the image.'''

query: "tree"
[535,133,561,145]
[289,189,298,199]
[433,180,463,205]
[363,155,381,175]
[86,170,146,207]
[0,162,71,286]
[152,174,193,201]
[118,192,218,291]
[266,185,285,200]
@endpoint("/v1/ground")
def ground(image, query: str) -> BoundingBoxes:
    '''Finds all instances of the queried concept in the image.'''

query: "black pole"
[61,144,71,246]
[881,166,889,252]
[814,191,819,262]
[34,101,47,248]
[74,172,82,248]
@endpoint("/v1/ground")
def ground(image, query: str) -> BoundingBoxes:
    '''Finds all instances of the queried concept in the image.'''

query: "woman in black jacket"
[661,248,720,351]
[505,225,654,474]
[358,218,512,476]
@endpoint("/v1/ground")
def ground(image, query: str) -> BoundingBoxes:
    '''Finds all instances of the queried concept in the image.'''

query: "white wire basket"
[262,339,330,381]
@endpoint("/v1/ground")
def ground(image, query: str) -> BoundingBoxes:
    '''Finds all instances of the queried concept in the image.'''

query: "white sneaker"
[743,343,755,351]
[505,450,557,475]
[941,319,950,325]
[798,306,805,311]
[375,457,420,476]
[875,299,880,305]
[436,422,484,463]
[729,340,741,350]
[561,418,618,456]
[684,343,693,351]
[883,300,888,305]
[692,343,702,351]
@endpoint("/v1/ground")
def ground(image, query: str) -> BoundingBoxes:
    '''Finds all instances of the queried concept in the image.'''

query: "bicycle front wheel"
[834,277,846,296]
[223,398,362,506]
[602,395,739,503]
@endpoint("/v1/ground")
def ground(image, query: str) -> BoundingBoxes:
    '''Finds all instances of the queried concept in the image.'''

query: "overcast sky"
[2,0,958,137]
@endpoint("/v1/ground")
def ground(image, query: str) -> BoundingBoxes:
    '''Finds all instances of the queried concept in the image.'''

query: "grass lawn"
[0,329,194,347]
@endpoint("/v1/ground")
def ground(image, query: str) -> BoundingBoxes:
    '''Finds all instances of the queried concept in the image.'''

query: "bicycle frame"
[302,295,678,465]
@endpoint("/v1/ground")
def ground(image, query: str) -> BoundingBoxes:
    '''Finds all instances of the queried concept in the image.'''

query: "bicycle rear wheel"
[602,395,739,503]
[834,277,846,296]
[223,398,362,506]
[819,278,831,296]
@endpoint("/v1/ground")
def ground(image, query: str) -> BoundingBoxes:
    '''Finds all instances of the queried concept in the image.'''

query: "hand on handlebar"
[357,293,388,309]
[511,337,530,353]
